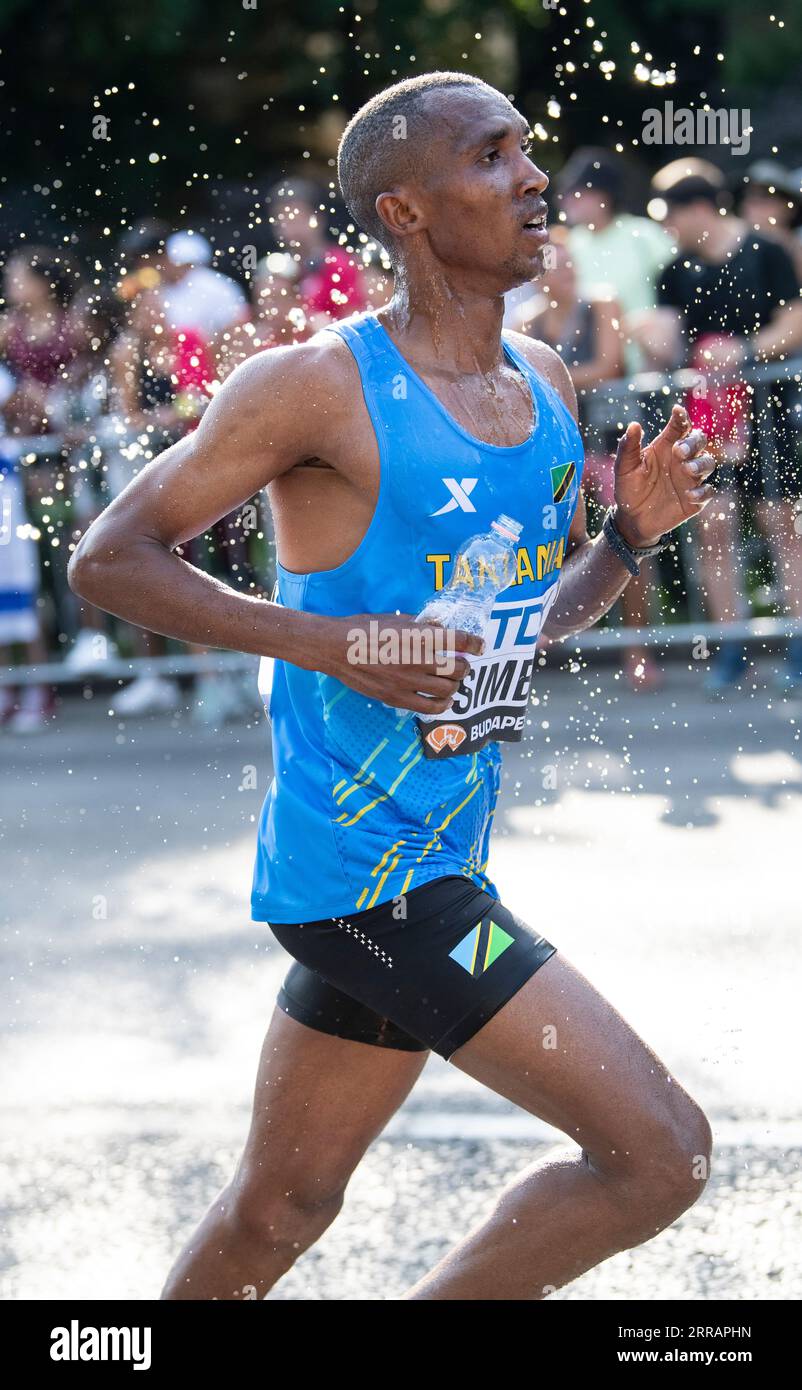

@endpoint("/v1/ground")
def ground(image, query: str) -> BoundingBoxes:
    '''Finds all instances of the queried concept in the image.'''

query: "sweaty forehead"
[420,87,526,155]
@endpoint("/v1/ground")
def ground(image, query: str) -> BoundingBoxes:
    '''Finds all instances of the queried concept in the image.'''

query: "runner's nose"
[520,159,549,199]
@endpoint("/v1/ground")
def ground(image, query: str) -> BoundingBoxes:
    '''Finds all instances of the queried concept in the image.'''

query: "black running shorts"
[267,875,558,1062]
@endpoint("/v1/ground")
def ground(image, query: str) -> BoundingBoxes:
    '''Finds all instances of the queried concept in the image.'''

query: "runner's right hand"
[317,613,485,714]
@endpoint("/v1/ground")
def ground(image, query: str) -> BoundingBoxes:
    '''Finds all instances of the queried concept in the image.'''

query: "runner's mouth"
[521,206,548,234]
[522,215,549,243]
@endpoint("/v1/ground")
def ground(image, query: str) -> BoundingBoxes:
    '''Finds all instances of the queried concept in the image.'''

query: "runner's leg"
[754,497,802,618]
[161,1007,428,1299]
[694,482,742,622]
[402,952,712,1300]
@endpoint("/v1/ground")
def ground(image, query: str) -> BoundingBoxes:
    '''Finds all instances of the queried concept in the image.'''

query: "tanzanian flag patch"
[551,459,577,504]
[449,918,515,976]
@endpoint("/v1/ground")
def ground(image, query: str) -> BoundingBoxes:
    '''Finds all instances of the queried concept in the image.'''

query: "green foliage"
[2,0,801,242]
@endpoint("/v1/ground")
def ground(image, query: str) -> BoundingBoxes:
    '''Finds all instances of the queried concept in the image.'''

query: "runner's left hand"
[613,404,717,548]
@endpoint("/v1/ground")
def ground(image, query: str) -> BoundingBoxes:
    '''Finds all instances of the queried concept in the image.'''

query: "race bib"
[417,587,558,759]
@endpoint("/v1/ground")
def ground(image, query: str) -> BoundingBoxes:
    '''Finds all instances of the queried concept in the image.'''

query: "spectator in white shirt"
[160,231,248,340]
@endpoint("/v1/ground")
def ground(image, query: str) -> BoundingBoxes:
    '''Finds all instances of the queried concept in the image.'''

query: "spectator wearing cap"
[160,231,248,341]
[739,161,802,282]
[211,251,313,382]
[267,178,366,329]
[648,158,802,692]
[557,147,674,375]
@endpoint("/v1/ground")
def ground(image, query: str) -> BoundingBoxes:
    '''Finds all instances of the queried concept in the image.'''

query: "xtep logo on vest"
[430,477,478,515]
[449,916,516,976]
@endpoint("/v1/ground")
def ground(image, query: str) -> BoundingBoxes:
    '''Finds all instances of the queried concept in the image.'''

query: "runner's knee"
[228,1171,347,1250]
[587,1096,713,1234]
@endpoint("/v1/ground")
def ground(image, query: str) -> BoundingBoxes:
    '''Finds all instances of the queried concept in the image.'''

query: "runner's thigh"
[450,952,710,1172]
[234,1004,428,1202]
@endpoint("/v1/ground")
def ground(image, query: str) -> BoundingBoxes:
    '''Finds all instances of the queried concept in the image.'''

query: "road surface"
[2,655,800,1299]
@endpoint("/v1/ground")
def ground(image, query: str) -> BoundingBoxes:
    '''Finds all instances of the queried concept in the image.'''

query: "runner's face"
[412,89,550,291]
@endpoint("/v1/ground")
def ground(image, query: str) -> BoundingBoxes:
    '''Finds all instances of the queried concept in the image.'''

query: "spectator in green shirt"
[558,148,674,376]
[556,150,673,690]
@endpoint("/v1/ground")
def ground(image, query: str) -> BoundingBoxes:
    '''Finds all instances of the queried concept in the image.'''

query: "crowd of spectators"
[0,180,390,729]
[511,151,802,693]
[2,154,802,732]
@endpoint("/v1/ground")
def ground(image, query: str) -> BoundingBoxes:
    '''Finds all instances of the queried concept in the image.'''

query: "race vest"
[252,310,584,923]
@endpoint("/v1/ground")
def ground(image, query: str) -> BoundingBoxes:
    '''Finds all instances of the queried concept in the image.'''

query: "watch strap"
[602,506,673,575]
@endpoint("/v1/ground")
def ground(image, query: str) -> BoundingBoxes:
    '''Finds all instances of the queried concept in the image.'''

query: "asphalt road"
[2,656,801,1300]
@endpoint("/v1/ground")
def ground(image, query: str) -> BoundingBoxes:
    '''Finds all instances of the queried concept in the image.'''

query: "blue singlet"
[251,310,584,924]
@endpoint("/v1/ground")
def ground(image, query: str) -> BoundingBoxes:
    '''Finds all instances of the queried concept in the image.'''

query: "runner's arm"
[526,343,715,640]
[67,344,349,668]
[539,486,635,639]
[505,333,639,639]
[68,341,482,707]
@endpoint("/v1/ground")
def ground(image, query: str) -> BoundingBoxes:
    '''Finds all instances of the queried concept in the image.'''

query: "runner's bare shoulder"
[210,325,360,445]
[503,328,579,420]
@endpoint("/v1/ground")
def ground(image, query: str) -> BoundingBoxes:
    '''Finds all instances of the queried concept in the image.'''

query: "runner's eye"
[480,134,533,164]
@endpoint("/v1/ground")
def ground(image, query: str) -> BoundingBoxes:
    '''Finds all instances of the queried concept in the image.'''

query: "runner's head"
[337,72,550,292]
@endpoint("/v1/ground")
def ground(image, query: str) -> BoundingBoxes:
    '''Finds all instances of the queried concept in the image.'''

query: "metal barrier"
[577,355,802,432]
[0,650,258,689]
[4,618,802,689]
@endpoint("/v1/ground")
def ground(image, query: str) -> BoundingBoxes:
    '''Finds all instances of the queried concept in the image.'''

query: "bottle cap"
[492,514,523,543]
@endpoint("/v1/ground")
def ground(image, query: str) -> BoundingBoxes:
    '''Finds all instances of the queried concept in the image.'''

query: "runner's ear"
[375,189,425,241]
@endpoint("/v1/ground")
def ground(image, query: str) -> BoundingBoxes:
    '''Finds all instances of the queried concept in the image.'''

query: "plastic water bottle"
[395,513,523,722]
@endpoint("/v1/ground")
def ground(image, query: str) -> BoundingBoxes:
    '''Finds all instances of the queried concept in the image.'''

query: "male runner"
[69,71,717,1301]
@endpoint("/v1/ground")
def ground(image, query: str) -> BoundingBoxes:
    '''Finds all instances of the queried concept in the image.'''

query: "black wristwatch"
[602,505,673,577]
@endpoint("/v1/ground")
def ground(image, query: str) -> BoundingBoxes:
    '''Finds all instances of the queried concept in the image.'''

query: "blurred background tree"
[1,0,801,260]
